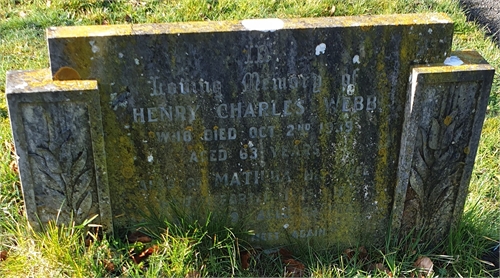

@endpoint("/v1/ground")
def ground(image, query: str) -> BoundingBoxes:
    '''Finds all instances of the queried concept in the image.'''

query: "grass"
[0,0,499,276]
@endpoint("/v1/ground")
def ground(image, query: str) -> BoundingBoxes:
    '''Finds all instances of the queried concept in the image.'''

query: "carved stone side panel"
[406,82,477,235]
[6,69,112,232]
[23,102,96,225]
[393,51,494,241]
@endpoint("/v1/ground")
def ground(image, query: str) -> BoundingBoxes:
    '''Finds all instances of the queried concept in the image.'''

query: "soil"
[459,0,500,44]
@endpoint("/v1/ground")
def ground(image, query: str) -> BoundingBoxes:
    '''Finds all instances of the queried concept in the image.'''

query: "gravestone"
[393,50,494,241]
[6,13,492,247]
[5,70,112,231]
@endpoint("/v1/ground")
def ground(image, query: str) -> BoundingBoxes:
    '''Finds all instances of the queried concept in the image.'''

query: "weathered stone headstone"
[7,13,492,248]
[393,50,494,241]
[5,69,112,231]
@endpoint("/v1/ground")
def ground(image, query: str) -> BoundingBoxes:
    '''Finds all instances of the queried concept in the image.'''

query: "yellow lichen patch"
[371,30,393,227]
[378,148,387,157]
[199,168,210,199]
[47,14,451,39]
[7,69,97,94]
[22,68,52,83]
[444,115,453,126]
[414,63,494,76]
[464,146,470,154]
[121,166,135,179]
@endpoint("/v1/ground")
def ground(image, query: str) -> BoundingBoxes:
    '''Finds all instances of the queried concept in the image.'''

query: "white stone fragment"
[283,223,289,229]
[147,154,154,162]
[431,16,449,23]
[14,82,28,90]
[443,56,464,66]
[315,43,326,55]
[134,58,140,65]
[118,52,124,58]
[353,54,360,64]
[242,18,284,32]
[89,40,99,53]
[428,28,433,34]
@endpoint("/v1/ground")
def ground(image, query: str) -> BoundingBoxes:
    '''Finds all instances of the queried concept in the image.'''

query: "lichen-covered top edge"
[6,69,98,94]
[46,13,452,39]
[411,50,495,73]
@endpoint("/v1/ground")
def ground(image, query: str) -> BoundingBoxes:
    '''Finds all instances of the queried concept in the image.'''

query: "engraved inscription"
[149,76,222,96]
[126,43,381,245]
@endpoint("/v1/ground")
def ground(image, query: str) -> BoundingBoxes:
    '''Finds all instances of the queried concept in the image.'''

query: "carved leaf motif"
[453,124,464,144]
[442,121,456,147]
[436,147,454,167]
[414,150,429,182]
[61,173,71,188]
[73,169,92,207]
[31,155,65,192]
[36,148,62,174]
[31,154,47,168]
[428,178,451,206]
[59,139,73,175]
[420,129,434,166]
[39,170,64,194]
[449,109,459,121]
[428,118,440,150]
[71,149,87,179]
[409,168,425,202]
[76,191,92,221]
[49,130,71,154]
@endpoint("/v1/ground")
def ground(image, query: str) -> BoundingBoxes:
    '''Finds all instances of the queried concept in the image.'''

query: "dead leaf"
[85,237,93,247]
[240,250,252,270]
[367,263,392,276]
[9,160,18,175]
[130,245,159,264]
[0,250,8,261]
[4,141,15,155]
[329,5,336,16]
[258,248,306,276]
[344,248,355,259]
[128,231,152,243]
[344,246,368,262]
[358,246,368,261]
[103,259,115,272]
[283,258,305,277]
[279,248,293,260]
[413,256,433,277]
